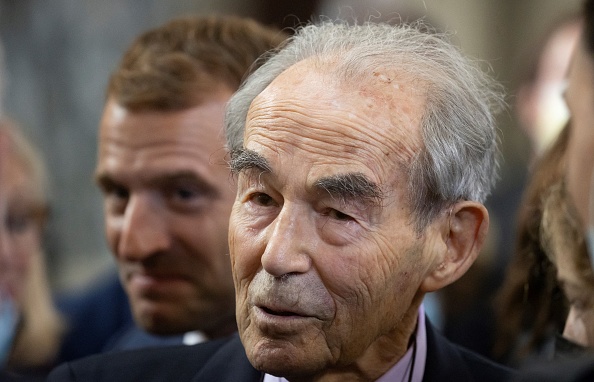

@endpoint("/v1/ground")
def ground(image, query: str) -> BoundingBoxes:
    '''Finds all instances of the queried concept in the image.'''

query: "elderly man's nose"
[117,195,170,261]
[261,206,312,277]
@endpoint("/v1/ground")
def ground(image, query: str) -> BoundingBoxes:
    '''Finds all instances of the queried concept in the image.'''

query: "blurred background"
[0,0,582,297]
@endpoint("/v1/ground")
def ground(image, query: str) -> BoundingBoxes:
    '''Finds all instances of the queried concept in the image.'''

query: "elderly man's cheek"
[229,225,262,273]
[317,220,364,246]
[329,279,379,329]
[235,290,251,330]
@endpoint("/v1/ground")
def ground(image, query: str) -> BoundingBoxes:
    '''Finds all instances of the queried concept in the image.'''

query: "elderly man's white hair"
[226,20,505,231]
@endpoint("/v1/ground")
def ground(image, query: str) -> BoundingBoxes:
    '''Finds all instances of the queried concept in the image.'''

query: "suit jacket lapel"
[191,334,263,382]
[422,318,474,382]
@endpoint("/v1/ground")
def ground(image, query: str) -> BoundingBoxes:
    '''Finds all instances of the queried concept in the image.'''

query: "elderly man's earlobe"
[420,201,489,293]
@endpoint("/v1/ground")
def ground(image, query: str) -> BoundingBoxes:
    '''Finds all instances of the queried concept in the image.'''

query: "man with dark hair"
[91,14,286,348]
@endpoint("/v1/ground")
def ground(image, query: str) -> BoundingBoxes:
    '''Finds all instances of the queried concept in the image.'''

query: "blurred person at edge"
[514,157,594,382]
[552,0,594,351]
[0,120,64,380]
[515,16,581,159]
[515,0,594,380]
[492,124,571,366]
[540,179,592,355]
[493,13,582,367]
[93,15,287,349]
[565,1,594,266]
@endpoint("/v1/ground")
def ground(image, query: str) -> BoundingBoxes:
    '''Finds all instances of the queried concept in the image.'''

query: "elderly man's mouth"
[260,306,303,317]
[253,305,317,335]
[254,304,317,322]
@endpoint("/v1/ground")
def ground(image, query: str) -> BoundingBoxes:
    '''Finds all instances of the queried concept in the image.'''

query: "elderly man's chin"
[244,331,332,378]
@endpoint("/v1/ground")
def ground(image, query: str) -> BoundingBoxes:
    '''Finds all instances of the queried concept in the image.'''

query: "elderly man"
[87,15,285,349]
[48,20,513,381]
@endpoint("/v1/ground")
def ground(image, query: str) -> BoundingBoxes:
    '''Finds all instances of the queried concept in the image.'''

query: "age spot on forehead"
[355,71,426,160]
[373,70,396,84]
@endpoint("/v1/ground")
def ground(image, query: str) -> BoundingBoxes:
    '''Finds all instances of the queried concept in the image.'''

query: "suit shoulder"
[424,319,515,381]
[47,336,232,382]
[456,345,515,381]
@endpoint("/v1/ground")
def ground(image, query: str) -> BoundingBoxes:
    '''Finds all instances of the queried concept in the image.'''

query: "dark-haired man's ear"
[420,201,489,293]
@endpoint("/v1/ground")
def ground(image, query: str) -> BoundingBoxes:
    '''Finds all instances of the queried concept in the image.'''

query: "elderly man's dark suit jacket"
[47,320,514,382]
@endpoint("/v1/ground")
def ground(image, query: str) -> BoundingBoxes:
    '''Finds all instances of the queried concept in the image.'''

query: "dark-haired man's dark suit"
[47,320,514,382]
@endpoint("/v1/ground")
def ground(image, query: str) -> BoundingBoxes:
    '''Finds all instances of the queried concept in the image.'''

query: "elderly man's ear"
[420,201,489,293]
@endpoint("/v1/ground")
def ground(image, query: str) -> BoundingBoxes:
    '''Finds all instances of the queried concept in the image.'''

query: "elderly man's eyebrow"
[229,148,272,174]
[314,173,385,208]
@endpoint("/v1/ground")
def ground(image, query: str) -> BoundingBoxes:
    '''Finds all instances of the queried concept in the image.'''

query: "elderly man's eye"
[251,193,276,207]
[327,209,354,221]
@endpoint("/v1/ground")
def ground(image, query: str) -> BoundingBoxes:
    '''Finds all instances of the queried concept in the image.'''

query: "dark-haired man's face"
[96,92,237,337]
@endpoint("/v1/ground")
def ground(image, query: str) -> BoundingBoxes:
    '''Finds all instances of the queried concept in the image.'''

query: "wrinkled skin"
[229,60,464,381]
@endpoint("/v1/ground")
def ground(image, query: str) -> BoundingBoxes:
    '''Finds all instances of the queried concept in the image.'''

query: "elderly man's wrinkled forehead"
[247,57,427,165]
